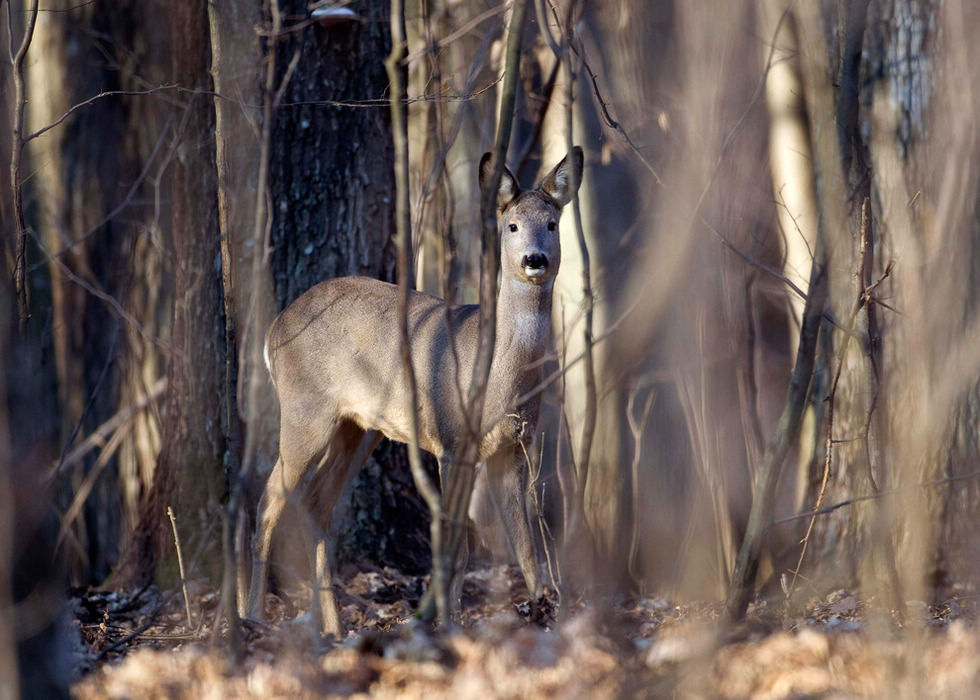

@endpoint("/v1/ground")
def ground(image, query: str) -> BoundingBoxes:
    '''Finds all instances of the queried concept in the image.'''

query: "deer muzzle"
[521,253,549,278]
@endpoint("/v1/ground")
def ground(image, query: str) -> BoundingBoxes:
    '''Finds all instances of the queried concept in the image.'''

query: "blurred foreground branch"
[726,233,828,620]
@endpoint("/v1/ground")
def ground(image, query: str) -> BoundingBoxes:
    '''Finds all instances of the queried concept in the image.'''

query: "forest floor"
[70,563,980,699]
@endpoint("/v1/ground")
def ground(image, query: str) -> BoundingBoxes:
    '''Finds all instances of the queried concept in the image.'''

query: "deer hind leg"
[308,421,381,638]
[486,448,541,598]
[246,408,340,621]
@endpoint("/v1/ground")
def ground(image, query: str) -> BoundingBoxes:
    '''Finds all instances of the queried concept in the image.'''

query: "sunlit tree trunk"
[756,0,824,523]
[1,9,71,692]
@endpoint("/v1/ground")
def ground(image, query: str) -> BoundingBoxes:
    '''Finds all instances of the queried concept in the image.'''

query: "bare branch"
[25,85,180,142]
[626,385,656,588]
[11,0,40,326]
[47,378,167,481]
[574,42,662,185]
[37,243,168,351]
[726,227,829,620]
[439,0,531,624]
[702,214,858,340]
[167,508,194,629]
[386,0,444,623]
[772,470,980,527]
[784,198,872,601]
[403,1,511,66]
[30,119,175,272]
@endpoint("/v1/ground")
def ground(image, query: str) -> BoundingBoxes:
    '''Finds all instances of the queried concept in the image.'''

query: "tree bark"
[794,0,980,603]
[264,0,432,577]
[111,0,227,588]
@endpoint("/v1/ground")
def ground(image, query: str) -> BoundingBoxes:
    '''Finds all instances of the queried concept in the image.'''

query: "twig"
[556,0,598,514]
[554,306,573,538]
[35,242,168,351]
[25,85,180,142]
[739,272,765,479]
[278,78,503,108]
[534,0,597,536]
[95,593,174,661]
[784,350,834,600]
[29,119,175,272]
[35,1,96,14]
[54,413,132,555]
[702,214,857,340]
[413,20,494,431]
[626,385,656,589]
[706,216,810,303]
[167,507,194,629]
[538,0,660,185]
[685,6,793,245]
[519,429,561,596]
[272,50,301,110]
[514,56,559,179]
[726,223,829,620]
[403,1,511,66]
[47,378,166,481]
[572,36,662,185]
[34,81,506,114]
[773,188,816,268]
[771,470,980,526]
[55,326,119,471]
[386,0,443,621]
[784,200,890,600]
[10,0,39,326]
[440,0,530,624]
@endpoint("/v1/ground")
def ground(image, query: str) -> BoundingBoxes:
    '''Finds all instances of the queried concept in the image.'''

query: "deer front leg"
[313,536,343,638]
[486,447,540,597]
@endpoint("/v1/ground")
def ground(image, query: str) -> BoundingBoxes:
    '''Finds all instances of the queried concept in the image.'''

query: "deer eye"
[547,221,557,231]
[509,223,518,232]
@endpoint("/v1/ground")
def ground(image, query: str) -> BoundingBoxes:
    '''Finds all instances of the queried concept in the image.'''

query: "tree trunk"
[110,0,228,589]
[796,0,980,602]
[264,0,432,578]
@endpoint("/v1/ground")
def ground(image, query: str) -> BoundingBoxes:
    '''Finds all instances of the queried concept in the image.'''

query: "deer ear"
[479,152,519,208]
[539,146,584,206]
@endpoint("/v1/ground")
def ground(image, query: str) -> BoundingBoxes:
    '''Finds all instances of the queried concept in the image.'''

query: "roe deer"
[245,147,584,636]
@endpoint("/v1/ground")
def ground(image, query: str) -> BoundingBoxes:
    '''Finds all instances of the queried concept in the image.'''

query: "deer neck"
[493,276,554,376]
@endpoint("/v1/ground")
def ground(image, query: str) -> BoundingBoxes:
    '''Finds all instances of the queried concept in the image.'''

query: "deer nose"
[521,253,548,271]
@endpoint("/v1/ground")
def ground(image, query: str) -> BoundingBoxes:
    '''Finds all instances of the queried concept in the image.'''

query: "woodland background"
[3,0,980,697]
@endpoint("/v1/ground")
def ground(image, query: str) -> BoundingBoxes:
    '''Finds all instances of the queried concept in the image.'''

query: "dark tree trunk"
[268,0,398,302]
[265,0,432,575]
[2,255,72,700]
[26,1,173,585]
